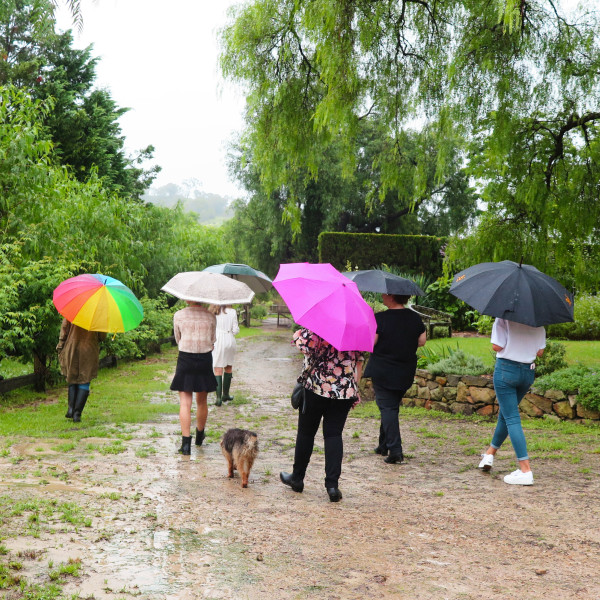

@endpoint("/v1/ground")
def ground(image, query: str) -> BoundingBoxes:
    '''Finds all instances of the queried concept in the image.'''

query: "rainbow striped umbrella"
[53,274,144,333]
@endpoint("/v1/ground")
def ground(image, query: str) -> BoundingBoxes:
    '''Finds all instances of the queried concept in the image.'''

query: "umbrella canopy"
[449,260,574,327]
[273,262,376,352]
[53,274,144,333]
[342,269,425,296]
[161,271,255,305]
[202,263,272,294]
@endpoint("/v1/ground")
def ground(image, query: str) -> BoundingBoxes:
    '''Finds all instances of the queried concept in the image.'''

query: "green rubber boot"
[215,375,223,406]
[222,372,233,402]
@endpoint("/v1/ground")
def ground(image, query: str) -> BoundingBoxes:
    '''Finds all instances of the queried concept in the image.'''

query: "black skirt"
[170,351,217,393]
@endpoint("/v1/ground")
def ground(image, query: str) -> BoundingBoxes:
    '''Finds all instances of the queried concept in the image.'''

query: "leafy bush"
[417,344,455,369]
[535,365,600,412]
[473,314,494,335]
[418,275,477,330]
[102,297,174,359]
[427,349,488,376]
[535,341,568,377]
[319,232,446,278]
[548,294,600,340]
[250,304,268,320]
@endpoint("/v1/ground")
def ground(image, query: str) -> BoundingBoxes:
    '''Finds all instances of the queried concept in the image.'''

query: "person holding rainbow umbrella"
[53,274,144,422]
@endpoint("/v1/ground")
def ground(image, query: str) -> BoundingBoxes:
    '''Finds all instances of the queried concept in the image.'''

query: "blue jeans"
[490,358,535,461]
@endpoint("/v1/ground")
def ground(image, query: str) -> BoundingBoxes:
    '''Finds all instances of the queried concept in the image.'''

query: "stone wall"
[361,369,600,422]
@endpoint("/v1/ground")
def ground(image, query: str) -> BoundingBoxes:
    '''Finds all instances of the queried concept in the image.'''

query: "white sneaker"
[478,453,494,471]
[503,469,534,485]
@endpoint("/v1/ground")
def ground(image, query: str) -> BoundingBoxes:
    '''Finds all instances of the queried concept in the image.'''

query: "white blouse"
[491,318,546,364]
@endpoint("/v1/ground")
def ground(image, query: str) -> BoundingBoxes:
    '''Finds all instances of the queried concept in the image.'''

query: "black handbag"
[291,382,305,410]
[291,347,320,412]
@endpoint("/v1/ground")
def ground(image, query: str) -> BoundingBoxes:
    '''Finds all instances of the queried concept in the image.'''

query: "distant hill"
[144,181,236,225]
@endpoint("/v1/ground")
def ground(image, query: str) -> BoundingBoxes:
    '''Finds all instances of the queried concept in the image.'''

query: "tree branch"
[545,112,600,187]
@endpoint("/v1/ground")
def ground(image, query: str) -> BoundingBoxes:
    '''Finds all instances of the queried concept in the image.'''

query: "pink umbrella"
[273,263,376,352]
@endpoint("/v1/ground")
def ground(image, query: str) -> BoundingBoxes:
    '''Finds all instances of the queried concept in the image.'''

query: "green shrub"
[427,349,488,376]
[319,232,446,278]
[417,344,455,369]
[473,314,494,335]
[250,304,268,320]
[418,275,477,330]
[535,341,568,377]
[102,297,174,359]
[535,365,600,411]
[548,294,600,340]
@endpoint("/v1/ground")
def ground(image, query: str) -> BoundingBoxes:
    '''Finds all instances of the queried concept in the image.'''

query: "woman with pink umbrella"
[274,263,375,502]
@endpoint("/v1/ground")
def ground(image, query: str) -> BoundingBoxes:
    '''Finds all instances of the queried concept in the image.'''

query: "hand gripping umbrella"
[448,260,574,327]
[53,274,144,333]
[342,269,425,296]
[273,262,376,352]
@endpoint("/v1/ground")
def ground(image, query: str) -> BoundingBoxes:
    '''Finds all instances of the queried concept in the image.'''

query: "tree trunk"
[33,352,47,392]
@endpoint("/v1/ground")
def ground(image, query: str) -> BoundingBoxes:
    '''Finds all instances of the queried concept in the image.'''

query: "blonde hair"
[208,304,224,315]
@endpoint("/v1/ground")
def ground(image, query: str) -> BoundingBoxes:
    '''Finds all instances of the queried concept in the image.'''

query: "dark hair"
[392,294,411,305]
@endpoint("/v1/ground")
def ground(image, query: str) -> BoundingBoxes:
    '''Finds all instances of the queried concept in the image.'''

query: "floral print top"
[293,328,365,400]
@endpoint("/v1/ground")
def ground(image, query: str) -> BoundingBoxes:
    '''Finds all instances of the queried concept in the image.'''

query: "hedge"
[318,232,446,277]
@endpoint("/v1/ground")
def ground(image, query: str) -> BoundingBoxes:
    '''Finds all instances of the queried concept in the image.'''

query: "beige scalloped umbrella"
[161,272,255,305]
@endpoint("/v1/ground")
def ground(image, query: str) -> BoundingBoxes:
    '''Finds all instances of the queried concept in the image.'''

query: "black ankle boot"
[327,487,343,502]
[280,471,304,493]
[384,452,404,464]
[374,445,388,456]
[179,436,192,455]
[72,388,89,423]
[195,428,205,446]
[66,384,77,419]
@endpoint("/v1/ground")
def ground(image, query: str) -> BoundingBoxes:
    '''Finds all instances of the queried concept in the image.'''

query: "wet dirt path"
[1,323,599,599]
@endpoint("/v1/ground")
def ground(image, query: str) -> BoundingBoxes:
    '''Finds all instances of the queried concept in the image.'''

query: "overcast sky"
[55,0,246,197]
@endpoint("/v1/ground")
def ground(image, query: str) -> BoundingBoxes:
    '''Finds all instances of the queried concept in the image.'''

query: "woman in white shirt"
[478,318,546,485]
[209,305,240,405]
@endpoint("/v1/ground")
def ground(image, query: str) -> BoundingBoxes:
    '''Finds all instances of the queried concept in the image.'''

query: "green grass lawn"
[0,348,179,439]
[424,336,600,369]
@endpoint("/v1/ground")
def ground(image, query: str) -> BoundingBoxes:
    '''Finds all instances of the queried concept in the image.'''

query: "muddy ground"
[1,322,599,599]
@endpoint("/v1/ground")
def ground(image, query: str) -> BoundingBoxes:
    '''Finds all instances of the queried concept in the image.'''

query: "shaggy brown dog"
[220,428,258,488]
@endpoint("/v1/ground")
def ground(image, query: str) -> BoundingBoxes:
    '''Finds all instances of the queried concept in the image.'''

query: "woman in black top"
[363,294,426,463]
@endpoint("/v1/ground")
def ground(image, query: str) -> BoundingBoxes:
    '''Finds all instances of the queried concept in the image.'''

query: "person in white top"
[478,318,546,485]
[208,305,240,405]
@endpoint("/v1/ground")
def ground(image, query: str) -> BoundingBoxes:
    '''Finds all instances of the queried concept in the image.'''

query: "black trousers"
[292,389,354,488]
[373,382,407,455]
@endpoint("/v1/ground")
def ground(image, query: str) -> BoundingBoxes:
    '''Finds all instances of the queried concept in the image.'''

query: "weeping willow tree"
[220,0,600,290]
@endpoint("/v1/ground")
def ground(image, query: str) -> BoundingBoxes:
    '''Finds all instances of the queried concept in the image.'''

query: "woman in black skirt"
[170,301,217,455]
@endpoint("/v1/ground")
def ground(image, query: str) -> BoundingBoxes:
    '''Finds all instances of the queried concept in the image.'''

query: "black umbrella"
[448,261,574,327]
[342,269,425,296]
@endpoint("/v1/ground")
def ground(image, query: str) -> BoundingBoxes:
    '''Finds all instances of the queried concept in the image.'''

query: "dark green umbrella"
[202,263,272,294]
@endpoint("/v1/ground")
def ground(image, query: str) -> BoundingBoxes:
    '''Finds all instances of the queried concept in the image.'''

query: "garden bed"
[387,369,600,422]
